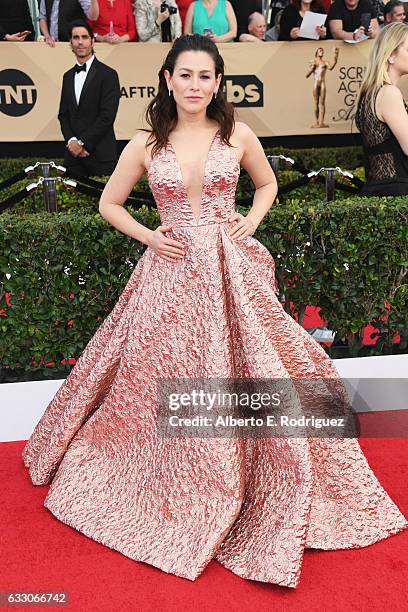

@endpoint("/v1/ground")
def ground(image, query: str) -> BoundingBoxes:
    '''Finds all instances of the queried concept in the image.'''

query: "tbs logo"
[0,69,37,117]
[224,75,263,107]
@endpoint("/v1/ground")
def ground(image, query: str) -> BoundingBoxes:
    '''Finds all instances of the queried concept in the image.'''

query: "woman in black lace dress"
[355,22,408,195]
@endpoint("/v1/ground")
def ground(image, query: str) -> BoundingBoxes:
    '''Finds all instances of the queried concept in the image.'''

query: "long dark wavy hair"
[292,0,323,11]
[145,34,235,157]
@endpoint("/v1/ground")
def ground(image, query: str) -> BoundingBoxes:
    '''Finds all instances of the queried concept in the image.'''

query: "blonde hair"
[357,22,408,117]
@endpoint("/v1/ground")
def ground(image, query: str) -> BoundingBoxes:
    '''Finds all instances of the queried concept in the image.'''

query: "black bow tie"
[75,64,86,74]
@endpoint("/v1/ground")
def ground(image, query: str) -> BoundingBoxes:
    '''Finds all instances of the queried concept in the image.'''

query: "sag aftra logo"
[224,75,263,107]
[0,69,37,117]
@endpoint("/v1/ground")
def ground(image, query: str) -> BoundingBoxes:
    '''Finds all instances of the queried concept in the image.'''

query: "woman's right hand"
[106,33,121,44]
[290,27,300,40]
[44,34,56,46]
[156,8,170,25]
[5,31,30,41]
[147,226,185,262]
[353,26,366,41]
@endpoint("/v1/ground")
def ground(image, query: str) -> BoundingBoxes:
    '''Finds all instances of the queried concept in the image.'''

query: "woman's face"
[390,34,408,76]
[164,50,222,115]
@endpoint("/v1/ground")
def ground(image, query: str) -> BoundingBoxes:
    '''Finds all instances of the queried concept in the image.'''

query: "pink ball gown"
[22,130,408,588]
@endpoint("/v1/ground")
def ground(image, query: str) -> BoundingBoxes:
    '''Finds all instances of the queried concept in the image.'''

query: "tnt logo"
[0,69,37,117]
[224,75,263,107]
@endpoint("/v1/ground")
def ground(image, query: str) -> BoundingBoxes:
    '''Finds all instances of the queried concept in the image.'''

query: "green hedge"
[1,160,364,217]
[265,145,364,170]
[1,197,407,380]
[0,146,364,181]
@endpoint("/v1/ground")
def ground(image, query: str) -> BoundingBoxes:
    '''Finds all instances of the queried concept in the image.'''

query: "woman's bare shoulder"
[117,130,152,172]
[376,85,406,120]
[229,122,260,163]
[377,84,404,103]
[127,129,153,155]
[129,129,152,148]
[232,121,256,140]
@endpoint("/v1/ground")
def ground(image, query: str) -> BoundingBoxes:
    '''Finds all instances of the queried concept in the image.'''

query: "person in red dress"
[88,0,137,42]
[176,0,194,27]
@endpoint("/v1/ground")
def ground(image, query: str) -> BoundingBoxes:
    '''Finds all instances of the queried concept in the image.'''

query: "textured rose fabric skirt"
[23,223,408,588]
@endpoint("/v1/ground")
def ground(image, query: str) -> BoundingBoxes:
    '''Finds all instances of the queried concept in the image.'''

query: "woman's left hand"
[316,25,326,39]
[227,212,257,240]
[107,33,121,44]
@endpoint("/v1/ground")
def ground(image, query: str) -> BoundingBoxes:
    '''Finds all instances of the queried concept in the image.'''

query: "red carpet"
[1,435,407,612]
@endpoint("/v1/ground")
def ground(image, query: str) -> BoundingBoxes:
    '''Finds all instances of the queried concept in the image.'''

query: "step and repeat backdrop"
[1,40,408,141]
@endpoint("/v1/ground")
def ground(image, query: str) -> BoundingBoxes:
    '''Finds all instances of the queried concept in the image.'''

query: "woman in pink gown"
[23,34,408,588]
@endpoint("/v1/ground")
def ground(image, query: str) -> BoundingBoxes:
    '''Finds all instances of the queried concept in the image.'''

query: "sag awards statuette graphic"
[306,47,339,128]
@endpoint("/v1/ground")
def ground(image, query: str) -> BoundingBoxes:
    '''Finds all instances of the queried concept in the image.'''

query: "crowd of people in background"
[2,0,408,45]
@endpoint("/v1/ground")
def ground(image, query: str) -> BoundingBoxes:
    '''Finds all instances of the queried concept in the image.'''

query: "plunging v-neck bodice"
[167,130,219,224]
[147,131,240,228]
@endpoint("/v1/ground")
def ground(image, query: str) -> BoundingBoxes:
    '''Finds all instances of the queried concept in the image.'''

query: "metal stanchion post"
[267,155,295,187]
[43,178,58,212]
[325,168,336,202]
[37,163,49,176]
[269,155,281,175]
[37,162,57,212]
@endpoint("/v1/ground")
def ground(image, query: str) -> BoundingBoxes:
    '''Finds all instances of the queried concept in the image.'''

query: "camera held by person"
[161,2,178,15]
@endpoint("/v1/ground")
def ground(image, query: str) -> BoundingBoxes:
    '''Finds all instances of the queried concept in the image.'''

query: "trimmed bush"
[265,146,364,170]
[1,196,407,380]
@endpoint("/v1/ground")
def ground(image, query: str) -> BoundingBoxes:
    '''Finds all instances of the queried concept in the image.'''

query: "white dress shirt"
[74,54,95,105]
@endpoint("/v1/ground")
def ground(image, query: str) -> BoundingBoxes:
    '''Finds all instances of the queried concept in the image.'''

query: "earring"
[168,89,172,96]
[213,90,218,100]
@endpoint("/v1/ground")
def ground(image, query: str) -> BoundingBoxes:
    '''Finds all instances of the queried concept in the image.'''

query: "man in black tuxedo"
[58,21,120,177]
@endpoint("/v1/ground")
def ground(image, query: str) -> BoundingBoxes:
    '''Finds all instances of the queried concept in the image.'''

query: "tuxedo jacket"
[58,57,120,164]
